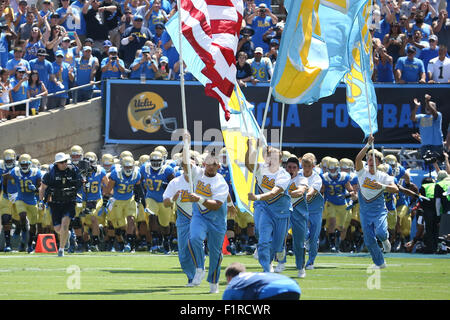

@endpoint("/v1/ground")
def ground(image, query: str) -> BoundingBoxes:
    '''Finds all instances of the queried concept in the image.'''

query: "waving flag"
[344,0,378,137]
[271,0,329,105]
[219,86,266,215]
[166,0,244,120]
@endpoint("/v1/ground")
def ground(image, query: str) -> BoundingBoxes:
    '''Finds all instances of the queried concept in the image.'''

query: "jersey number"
[19,179,34,193]
[117,183,134,194]
[146,179,162,192]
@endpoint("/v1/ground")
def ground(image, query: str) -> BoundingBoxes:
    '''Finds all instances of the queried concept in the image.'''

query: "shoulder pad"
[132,167,140,181]
[30,168,38,177]
[14,167,21,177]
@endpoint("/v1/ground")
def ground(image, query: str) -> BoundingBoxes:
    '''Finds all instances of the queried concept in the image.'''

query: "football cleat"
[382,239,391,253]
[298,268,306,278]
[209,283,219,294]
[274,263,286,273]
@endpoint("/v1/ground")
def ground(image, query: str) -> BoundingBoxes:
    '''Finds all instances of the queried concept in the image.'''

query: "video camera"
[422,149,444,165]
[77,158,95,178]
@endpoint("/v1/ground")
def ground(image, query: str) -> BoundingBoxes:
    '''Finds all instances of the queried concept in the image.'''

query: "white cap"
[54,152,69,163]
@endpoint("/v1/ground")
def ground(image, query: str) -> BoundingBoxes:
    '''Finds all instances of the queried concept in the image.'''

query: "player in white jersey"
[163,167,196,286]
[355,135,399,268]
[427,45,450,83]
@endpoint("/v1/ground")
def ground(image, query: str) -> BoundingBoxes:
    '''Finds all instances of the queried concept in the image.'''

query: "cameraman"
[100,46,125,80]
[39,152,83,257]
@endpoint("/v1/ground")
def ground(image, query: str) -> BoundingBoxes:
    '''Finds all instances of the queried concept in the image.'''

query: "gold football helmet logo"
[127,92,177,134]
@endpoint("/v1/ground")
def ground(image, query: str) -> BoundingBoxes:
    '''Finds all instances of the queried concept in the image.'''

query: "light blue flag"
[165,12,209,86]
[344,1,378,138]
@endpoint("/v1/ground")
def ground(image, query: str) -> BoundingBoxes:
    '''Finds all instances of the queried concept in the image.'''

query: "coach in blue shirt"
[222,262,301,300]
[395,46,426,83]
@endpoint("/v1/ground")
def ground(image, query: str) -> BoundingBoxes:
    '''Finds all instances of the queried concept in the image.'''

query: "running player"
[0,149,17,252]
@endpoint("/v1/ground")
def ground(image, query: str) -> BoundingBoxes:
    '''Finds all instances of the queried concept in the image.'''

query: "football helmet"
[31,158,41,169]
[377,163,390,173]
[150,151,163,170]
[327,158,340,177]
[339,158,353,172]
[385,154,397,167]
[84,152,98,165]
[139,154,150,165]
[18,154,32,173]
[120,150,133,160]
[70,145,84,165]
[320,156,332,172]
[41,164,49,173]
[3,149,16,169]
[101,153,114,172]
[218,147,228,166]
[127,92,177,133]
[172,152,182,166]
[154,146,168,162]
[121,156,135,176]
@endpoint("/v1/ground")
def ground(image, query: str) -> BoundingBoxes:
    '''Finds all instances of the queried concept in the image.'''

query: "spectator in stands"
[154,55,170,80]
[418,1,438,26]
[418,34,440,77]
[173,60,195,81]
[100,0,123,48]
[266,38,278,65]
[57,34,82,67]
[0,0,14,28]
[433,9,450,51]
[406,29,429,57]
[408,10,433,41]
[101,46,126,80]
[248,46,273,83]
[27,69,47,115]
[383,21,406,65]
[24,25,49,61]
[372,8,392,41]
[56,0,82,37]
[0,68,12,120]
[428,44,450,82]
[124,0,141,15]
[48,50,74,109]
[144,0,167,35]
[246,3,278,54]
[14,0,31,30]
[129,45,157,80]
[411,93,444,157]
[399,14,410,34]
[6,46,30,77]
[0,21,17,69]
[9,65,28,117]
[153,22,165,48]
[82,0,110,50]
[17,7,43,41]
[160,24,178,71]
[29,48,52,111]
[74,46,99,103]
[374,44,395,82]
[120,14,153,67]
[400,0,420,20]
[237,26,255,59]
[395,46,426,83]
[118,8,134,41]
[46,24,65,63]
[236,51,255,87]
[71,0,88,43]
[262,21,284,48]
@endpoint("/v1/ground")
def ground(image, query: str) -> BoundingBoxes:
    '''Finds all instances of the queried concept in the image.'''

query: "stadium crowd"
[0,0,448,120]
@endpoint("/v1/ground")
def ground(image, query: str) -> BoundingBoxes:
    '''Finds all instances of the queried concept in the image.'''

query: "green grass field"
[0,252,448,300]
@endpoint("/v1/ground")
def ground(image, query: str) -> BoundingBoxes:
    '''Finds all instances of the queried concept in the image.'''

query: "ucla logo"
[261,175,275,190]
[196,181,212,197]
[362,177,378,190]
[288,183,297,192]
[126,91,177,134]
[180,190,190,202]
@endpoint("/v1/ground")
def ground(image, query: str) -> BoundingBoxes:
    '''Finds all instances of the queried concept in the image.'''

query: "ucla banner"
[104,80,449,148]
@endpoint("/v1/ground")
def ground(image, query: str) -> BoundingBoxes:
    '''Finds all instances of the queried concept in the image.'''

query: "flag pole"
[177,0,193,192]
[358,11,377,173]
[279,103,285,151]
[249,86,273,201]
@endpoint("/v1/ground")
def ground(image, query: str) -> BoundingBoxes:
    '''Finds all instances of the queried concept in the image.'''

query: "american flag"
[179,0,244,120]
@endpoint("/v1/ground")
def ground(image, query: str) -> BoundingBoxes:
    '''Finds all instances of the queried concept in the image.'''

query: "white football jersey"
[427,56,450,83]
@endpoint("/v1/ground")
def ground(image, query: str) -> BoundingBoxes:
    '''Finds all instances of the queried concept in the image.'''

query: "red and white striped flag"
[179,0,243,120]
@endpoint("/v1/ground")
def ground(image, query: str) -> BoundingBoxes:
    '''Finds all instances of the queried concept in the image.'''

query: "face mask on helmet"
[328,166,339,177]
[151,159,162,170]
[20,161,31,173]
[5,159,15,169]
[71,154,82,164]
[123,165,134,176]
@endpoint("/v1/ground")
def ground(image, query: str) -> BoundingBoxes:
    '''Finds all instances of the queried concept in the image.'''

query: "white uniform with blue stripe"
[163,175,195,282]
[357,166,394,266]
[188,165,229,284]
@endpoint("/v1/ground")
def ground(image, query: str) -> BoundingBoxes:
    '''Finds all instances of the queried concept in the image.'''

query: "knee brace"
[227,219,235,232]
[1,214,12,226]
[72,217,82,229]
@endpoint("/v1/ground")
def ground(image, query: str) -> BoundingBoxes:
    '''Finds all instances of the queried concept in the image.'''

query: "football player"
[80,152,108,251]
[70,145,84,166]
[3,154,42,253]
[321,158,355,252]
[101,153,115,173]
[100,153,116,251]
[139,150,175,253]
[0,149,17,252]
[103,156,145,252]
